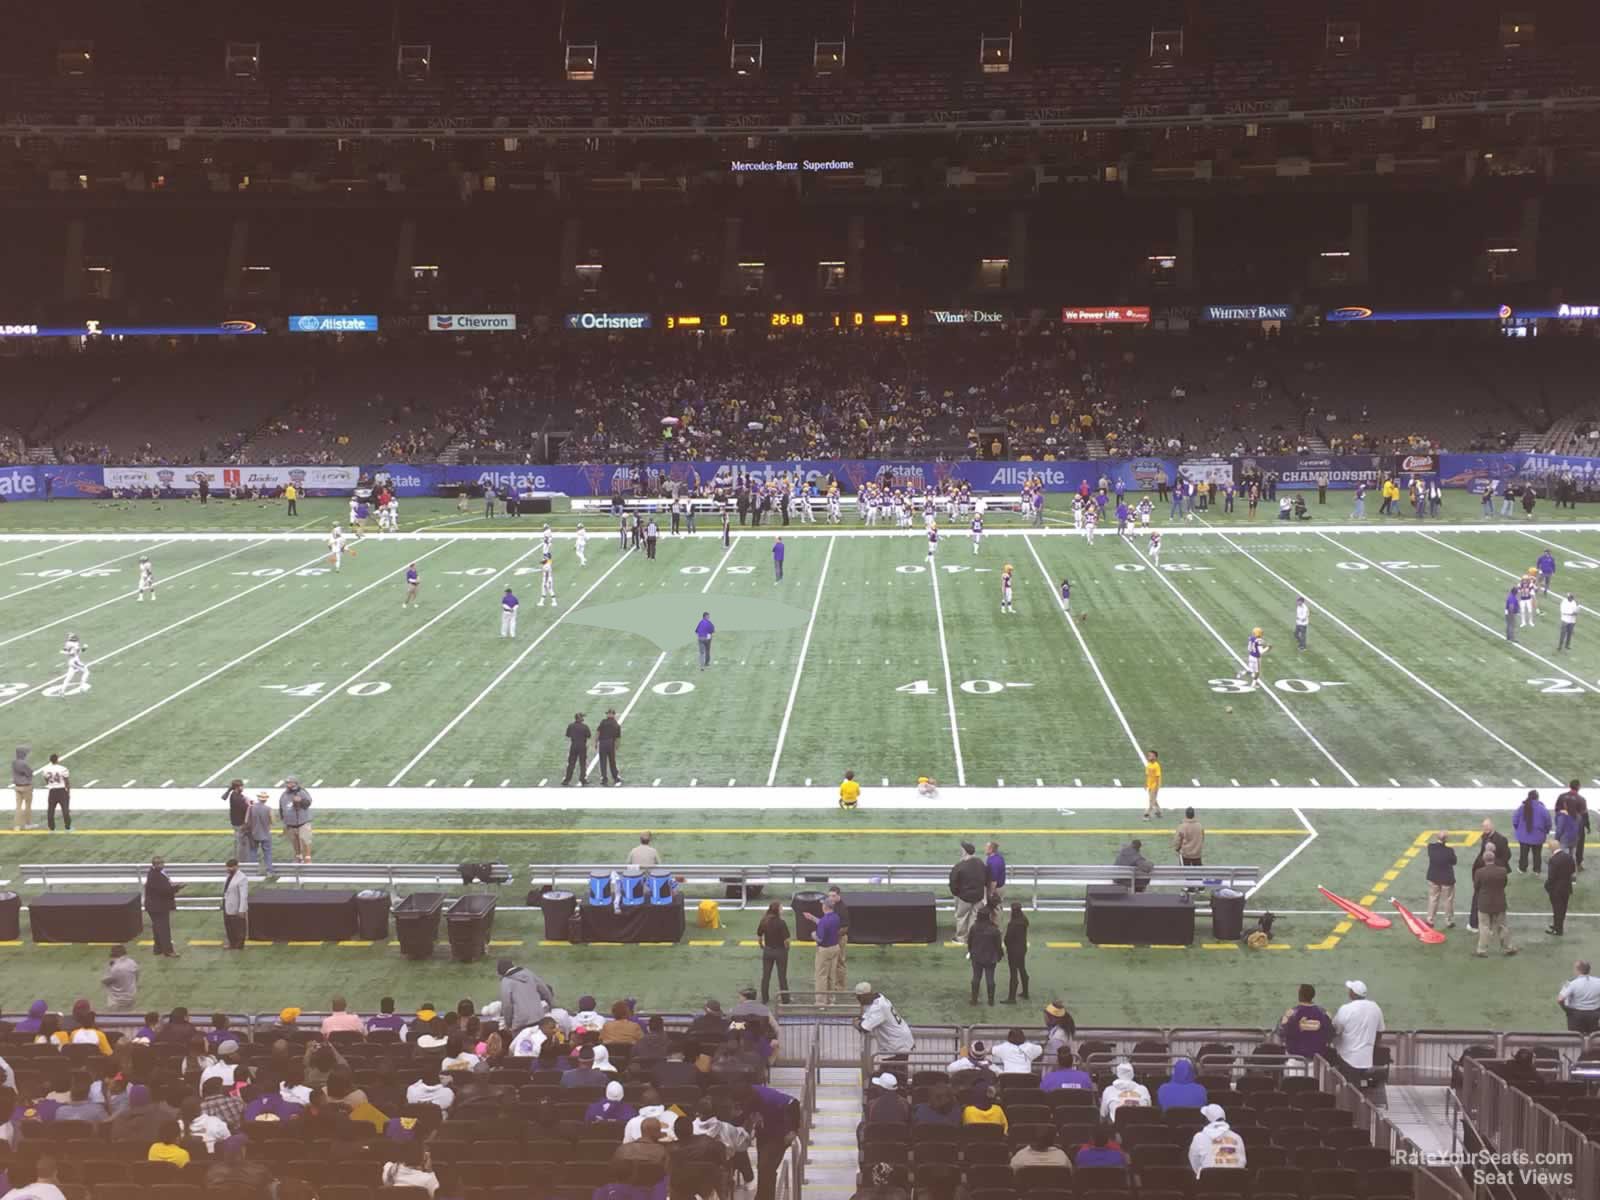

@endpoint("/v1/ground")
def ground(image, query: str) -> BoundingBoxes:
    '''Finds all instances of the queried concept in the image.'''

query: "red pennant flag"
[1390,898,1447,944]
[1318,885,1394,929]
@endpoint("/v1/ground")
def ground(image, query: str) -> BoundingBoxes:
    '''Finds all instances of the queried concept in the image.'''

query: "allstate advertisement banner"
[1230,455,1386,489]
[1439,452,1600,491]
[289,314,379,333]
[101,465,360,494]
[0,465,111,500]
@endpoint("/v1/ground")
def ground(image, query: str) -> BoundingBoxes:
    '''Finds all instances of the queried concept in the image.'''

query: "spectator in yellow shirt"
[1144,750,1163,821]
[283,483,298,517]
[962,1087,1009,1133]
[839,772,860,810]
[148,1120,192,1167]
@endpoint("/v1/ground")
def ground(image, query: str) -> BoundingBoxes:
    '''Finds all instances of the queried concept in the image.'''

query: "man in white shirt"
[405,1076,455,1111]
[0,1155,68,1200]
[184,1097,231,1152]
[990,1028,1043,1074]
[854,982,915,1063]
[1331,980,1385,1080]
[1557,959,1600,1033]
[1558,593,1578,651]
[623,1089,676,1143]
[1294,597,1310,651]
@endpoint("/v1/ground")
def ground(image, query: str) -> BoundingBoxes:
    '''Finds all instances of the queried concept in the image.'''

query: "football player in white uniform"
[328,525,351,572]
[575,524,588,567]
[542,524,554,558]
[61,633,90,693]
[137,555,155,601]
[1149,531,1162,567]
[538,553,557,607]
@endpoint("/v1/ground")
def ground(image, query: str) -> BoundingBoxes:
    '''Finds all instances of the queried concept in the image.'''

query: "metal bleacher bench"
[526,862,1259,910]
[21,862,512,908]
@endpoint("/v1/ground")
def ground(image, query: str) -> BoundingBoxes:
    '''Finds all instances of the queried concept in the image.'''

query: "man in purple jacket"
[1277,983,1333,1060]
[772,537,785,583]
[695,612,715,670]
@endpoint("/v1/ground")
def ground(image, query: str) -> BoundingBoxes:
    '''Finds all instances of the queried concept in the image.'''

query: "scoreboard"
[654,310,920,332]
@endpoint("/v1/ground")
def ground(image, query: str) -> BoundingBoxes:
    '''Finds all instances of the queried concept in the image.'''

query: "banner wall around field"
[1229,455,1387,490]
[100,465,360,495]
[0,465,112,501]
[1439,452,1600,492]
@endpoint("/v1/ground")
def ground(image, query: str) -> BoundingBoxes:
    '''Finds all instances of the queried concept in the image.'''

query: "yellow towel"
[697,899,721,929]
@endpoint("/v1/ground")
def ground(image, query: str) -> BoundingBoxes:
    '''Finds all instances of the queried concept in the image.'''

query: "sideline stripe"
[59,543,456,763]
[387,548,638,784]
[1024,533,1144,765]
[1322,533,1600,695]
[928,548,967,787]
[202,539,541,786]
[1123,533,1359,785]
[767,535,836,785]
[1213,524,1561,786]
[0,824,1309,836]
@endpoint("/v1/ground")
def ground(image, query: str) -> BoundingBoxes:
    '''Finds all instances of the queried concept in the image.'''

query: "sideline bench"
[21,862,512,908]
[526,862,1259,910]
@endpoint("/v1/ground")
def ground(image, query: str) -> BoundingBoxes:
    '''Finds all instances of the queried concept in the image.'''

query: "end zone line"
[1323,532,1600,694]
[1124,536,1359,785]
[1023,534,1143,765]
[767,535,837,785]
[1247,806,1318,900]
[0,539,176,604]
[204,541,546,786]
[61,543,456,763]
[387,548,638,785]
[928,546,967,787]
[1214,525,1561,785]
[1,544,350,713]
[1423,530,1600,620]
[0,538,270,653]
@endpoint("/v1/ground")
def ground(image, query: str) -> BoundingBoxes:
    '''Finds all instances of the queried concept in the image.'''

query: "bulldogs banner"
[101,465,360,495]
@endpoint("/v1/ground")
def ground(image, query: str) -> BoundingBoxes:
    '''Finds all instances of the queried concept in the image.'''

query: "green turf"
[0,494,1596,1031]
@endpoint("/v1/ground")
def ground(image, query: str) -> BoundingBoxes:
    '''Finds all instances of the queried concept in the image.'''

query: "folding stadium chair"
[1364,1167,1417,1198]
[1012,1165,1074,1195]
[1072,1166,1131,1193]
[1135,1165,1195,1197]
[1303,1167,1361,1198]
[1194,1168,1249,1199]
[1131,1143,1185,1170]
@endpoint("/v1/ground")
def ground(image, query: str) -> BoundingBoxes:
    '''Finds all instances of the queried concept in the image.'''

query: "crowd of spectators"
[0,430,26,465]
[0,972,800,1200]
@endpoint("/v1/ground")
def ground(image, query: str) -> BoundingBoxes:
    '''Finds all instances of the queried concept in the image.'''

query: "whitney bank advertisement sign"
[1204,304,1294,321]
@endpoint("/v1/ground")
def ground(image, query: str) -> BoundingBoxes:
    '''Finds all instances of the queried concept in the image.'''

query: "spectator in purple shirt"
[985,841,1007,904]
[1505,587,1520,642]
[1277,984,1333,1060]
[740,1083,799,1200]
[367,998,407,1039]
[695,613,715,670]
[1041,1048,1093,1092]
[586,1080,637,1124]
[15,1001,48,1034]
[772,537,785,583]
[1074,1125,1128,1168]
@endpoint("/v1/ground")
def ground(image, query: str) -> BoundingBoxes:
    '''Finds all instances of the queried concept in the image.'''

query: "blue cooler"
[588,871,613,905]
[647,870,675,905]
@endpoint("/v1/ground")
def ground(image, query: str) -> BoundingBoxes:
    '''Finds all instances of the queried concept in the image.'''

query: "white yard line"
[0,539,271,653]
[1322,533,1600,694]
[387,548,638,785]
[0,546,348,712]
[1418,531,1600,619]
[58,543,456,761]
[202,542,545,786]
[766,535,837,785]
[1247,807,1318,900]
[1023,533,1144,764]
[1123,536,1360,785]
[928,547,968,787]
[1513,528,1600,572]
[0,539,176,603]
[1213,525,1561,785]
[587,651,668,776]
[701,537,739,594]
[0,541,83,568]
[412,514,487,533]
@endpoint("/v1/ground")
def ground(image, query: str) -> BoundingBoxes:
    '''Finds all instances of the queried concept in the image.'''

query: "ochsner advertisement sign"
[564,312,652,331]
[102,465,360,493]
[428,313,517,332]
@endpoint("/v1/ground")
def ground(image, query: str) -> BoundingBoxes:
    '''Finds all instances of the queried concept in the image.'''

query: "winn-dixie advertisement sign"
[1231,455,1385,490]
[101,465,360,494]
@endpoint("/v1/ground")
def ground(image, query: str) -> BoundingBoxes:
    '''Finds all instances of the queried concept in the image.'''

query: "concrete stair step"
[807,1146,860,1164]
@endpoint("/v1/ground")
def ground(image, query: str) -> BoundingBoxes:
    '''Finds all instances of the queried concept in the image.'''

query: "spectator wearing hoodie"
[1554,797,1584,857]
[1513,791,1552,874]
[1188,1104,1247,1174]
[1099,1061,1151,1119]
[1278,984,1333,1060]
[14,1001,48,1035]
[1074,1126,1127,1168]
[587,1081,638,1124]
[101,945,139,1012]
[1156,1059,1206,1111]
[1113,840,1154,893]
[913,1084,961,1126]
[1173,808,1205,867]
[1041,1048,1093,1092]
[623,1089,676,1143]
[990,1028,1043,1074]
[12,745,32,832]
[496,958,555,1032]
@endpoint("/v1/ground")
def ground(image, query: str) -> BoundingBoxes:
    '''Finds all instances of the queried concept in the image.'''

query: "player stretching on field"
[1243,627,1269,689]
[927,522,938,560]
[1144,750,1162,821]
[970,512,983,555]
[402,562,419,607]
[61,633,90,694]
[1000,564,1014,614]
[137,555,155,601]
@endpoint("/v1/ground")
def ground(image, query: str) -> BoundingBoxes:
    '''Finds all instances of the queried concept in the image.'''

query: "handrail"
[1456,1055,1598,1200]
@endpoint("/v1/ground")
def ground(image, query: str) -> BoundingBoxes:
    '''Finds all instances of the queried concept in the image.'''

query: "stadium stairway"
[1379,1084,1457,1159]
[789,1063,863,1200]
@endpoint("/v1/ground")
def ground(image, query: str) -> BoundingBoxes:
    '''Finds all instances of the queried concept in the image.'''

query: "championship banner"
[1231,455,1384,490]
[101,465,360,494]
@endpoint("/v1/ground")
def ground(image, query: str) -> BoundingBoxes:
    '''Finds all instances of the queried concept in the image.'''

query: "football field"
[0,495,1597,1029]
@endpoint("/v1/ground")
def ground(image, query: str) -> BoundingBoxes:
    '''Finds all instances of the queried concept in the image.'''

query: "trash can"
[356,890,391,941]
[1210,888,1246,941]
[0,891,19,941]
[539,890,576,941]
[447,893,498,962]
[790,890,825,941]
[394,892,446,959]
